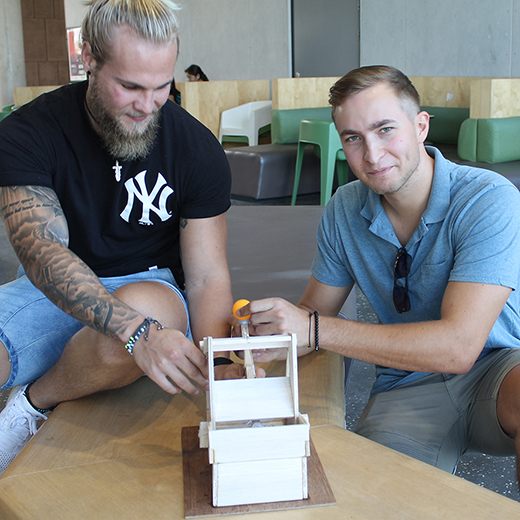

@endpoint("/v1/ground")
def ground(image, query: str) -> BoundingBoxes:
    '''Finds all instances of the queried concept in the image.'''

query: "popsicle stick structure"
[232,299,256,379]
[199,333,310,508]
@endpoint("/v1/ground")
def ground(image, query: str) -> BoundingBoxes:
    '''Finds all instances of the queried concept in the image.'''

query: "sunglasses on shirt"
[393,247,412,313]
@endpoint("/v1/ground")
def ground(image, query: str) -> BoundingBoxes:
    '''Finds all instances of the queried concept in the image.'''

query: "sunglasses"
[393,247,412,313]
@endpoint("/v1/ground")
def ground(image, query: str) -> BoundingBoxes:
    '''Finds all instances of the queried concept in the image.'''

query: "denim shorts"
[0,266,190,390]
[355,348,520,473]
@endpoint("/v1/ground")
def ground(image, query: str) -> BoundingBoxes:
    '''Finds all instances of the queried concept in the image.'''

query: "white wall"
[5,0,520,108]
[65,0,88,28]
[65,0,291,82]
[175,0,290,81]
[65,0,520,81]
[360,0,520,77]
[0,0,26,107]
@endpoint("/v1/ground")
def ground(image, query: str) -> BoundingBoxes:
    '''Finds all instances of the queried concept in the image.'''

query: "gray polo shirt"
[312,147,520,394]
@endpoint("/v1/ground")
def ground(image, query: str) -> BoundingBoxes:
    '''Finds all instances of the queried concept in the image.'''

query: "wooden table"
[0,366,519,519]
[0,206,519,518]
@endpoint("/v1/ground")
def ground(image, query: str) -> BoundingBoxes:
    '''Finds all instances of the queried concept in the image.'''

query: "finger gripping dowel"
[233,299,255,378]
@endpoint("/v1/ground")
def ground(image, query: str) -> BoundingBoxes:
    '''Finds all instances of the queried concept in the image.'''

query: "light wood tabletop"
[1,352,519,520]
[1,206,519,518]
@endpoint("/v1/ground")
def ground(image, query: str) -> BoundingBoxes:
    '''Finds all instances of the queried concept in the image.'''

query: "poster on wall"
[67,27,86,82]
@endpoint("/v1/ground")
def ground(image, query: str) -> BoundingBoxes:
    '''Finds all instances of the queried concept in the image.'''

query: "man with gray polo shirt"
[237,65,520,486]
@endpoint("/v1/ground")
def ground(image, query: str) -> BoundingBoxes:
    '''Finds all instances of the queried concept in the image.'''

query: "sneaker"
[0,384,49,474]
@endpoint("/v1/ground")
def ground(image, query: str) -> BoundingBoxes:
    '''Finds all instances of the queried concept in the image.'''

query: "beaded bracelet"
[24,383,56,414]
[313,310,319,351]
[214,357,234,366]
[307,311,320,350]
[124,317,164,355]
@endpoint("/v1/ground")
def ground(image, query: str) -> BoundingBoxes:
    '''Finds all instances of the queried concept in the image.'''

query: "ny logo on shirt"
[120,170,173,226]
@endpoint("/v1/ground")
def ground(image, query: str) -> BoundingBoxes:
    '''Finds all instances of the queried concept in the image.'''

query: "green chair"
[0,104,15,122]
[291,119,349,206]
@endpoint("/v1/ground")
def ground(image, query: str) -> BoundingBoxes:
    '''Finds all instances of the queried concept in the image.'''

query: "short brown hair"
[329,65,421,120]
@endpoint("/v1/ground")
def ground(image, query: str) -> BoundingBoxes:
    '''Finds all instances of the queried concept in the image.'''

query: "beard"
[86,79,160,162]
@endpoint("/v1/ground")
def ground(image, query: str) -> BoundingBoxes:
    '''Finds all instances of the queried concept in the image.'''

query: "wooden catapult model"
[198,301,311,508]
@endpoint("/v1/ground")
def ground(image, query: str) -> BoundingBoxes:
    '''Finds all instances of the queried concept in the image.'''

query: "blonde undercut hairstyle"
[82,0,181,65]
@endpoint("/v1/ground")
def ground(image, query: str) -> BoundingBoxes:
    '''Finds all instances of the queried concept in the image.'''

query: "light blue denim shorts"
[0,266,190,390]
[355,348,520,473]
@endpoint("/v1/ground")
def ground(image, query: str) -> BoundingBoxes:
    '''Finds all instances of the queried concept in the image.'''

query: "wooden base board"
[182,426,335,518]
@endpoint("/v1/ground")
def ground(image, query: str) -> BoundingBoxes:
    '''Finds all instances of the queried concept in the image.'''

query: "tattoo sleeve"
[0,186,140,338]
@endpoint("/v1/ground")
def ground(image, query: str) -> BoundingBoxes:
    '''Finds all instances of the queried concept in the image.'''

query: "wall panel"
[0,0,26,106]
[64,0,291,83]
[361,0,520,78]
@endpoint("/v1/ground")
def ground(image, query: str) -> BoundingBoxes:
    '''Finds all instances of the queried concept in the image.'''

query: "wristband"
[124,317,164,355]
[313,311,319,351]
[213,357,234,366]
[25,383,56,414]
[308,312,312,348]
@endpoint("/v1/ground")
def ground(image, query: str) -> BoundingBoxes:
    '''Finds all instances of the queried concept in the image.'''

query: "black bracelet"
[213,357,234,366]
[25,383,57,415]
[308,312,312,348]
[124,317,164,355]
[313,311,319,351]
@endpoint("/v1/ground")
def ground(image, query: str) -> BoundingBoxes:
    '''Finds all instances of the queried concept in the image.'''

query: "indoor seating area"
[1,1,520,519]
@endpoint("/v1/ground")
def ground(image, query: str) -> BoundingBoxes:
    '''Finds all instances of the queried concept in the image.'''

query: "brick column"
[20,0,69,86]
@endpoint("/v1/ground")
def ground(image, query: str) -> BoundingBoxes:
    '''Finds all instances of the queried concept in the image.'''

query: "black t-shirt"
[0,82,231,288]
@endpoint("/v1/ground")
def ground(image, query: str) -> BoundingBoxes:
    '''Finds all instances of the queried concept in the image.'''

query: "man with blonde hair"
[0,0,242,473]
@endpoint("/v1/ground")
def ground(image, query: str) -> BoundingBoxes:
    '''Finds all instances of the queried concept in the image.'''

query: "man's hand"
[234,297,310,344]
[132,327,209,395]
[230,297,315,363]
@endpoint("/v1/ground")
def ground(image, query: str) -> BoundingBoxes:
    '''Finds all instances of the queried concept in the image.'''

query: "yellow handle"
[232,299,251,321]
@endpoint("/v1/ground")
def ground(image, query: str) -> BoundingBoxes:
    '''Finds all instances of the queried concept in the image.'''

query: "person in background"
[0,0,250,474]
[170,77,181,104]
[235,65,520,489]
[185,64,209,81]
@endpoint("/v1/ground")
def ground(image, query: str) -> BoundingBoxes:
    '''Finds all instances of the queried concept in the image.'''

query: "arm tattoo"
[0,186,140,338]
[180,218,188,229]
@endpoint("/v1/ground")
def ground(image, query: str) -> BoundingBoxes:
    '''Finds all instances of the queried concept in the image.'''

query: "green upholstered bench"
[226,107,338,200]
[422,106,470,146]
[270,107,334,144]
[458,116,520,163]
[420,108,520,189]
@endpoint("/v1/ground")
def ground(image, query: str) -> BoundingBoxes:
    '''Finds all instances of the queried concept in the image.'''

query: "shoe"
[0,384,49,474]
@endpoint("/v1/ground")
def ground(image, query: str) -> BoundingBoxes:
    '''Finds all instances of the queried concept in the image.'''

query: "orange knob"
[233,299,251,321]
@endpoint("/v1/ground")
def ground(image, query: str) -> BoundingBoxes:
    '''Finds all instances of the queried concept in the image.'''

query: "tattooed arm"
[0,185,143,339]
[0,185,211,393]
[0,185,225,392]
